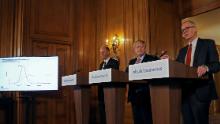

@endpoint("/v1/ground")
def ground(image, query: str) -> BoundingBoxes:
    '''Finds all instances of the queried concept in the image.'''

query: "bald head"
[100,45,110,60]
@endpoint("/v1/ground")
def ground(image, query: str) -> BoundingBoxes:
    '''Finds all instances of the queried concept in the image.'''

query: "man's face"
[133,42,146,57]
[181,21,197,41]
[100,47,110,60]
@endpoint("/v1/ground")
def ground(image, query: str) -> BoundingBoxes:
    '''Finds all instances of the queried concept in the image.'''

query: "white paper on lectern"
[129,59,169,81]
[62,74,77,86]
[89,69,112,84]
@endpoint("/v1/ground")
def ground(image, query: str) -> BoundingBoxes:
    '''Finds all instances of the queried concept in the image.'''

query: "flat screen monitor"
[0,56,58,91]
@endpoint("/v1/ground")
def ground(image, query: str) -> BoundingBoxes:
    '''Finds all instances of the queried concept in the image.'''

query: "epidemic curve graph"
[0,57,58,91]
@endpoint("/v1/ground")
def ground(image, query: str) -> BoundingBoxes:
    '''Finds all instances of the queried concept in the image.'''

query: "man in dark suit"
[98,45,119,124]
[126,40,158,124]
[176,19,220,124]
[99,46,119,70]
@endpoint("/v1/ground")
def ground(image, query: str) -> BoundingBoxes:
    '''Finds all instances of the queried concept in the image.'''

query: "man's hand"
[160,55,169,59]
[197,65,208,77]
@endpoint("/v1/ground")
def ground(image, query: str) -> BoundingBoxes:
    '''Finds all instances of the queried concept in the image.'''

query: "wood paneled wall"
[0,0,25,124]
[2,0,220,124]
[74,0,97,72]
[0,0,15,57]
[95,0,220,119]
[96,0,182,70]
[181,0,220,17]
[22,0,100,123]
[1,0,182,123]
[149,0,182,59]
[22,0,77,124]
[95,0,182,123]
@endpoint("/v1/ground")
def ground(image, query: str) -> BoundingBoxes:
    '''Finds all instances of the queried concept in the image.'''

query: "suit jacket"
[98,58,119,101]
[99,58,119,70]
[176,38,220,101]
[126,54,158,102]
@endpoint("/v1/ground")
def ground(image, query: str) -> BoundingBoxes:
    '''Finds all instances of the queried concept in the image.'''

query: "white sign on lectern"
[89,69,112,84]
[129,59,169,81]
[62,74,77,86]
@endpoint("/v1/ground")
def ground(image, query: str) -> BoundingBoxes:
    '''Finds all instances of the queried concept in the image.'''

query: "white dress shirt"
[135,54,145,64]
[102,57,110,69]
[187,37,198,67]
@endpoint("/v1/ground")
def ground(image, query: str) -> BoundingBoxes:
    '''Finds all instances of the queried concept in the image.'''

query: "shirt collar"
[137,54,145,61]
[104,57,110,64]
[189,37,198,47]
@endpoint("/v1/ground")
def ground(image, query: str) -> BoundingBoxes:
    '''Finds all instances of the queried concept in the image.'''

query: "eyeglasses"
[181,26,194,33]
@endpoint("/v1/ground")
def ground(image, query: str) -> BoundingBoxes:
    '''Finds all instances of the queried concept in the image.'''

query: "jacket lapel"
[193,39,202,66]
[105,58,111,67]
[142,54,148,63]
[182,47,188,63]
[101,58,110,69]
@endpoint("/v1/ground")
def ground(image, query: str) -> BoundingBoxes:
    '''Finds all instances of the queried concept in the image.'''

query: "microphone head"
[159,50,167,57]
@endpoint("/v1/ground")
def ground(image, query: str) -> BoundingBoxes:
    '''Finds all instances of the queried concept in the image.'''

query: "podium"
[129,59,206,124]
[69,72,90,124]
[89,69,128,124]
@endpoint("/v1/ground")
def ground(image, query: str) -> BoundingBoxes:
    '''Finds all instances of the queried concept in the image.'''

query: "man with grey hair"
[176,19,220,124]
[126,40,158,124]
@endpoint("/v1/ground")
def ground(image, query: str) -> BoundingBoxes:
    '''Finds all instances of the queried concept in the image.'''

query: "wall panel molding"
[30,0,73,42]
[181,0,220,18]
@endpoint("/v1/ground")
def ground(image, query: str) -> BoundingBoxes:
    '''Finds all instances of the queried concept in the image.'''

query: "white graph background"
[0,57,58,91]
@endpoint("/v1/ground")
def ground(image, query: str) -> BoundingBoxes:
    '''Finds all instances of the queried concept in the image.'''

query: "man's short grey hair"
[182,19,196,27]
[133,40,146,48]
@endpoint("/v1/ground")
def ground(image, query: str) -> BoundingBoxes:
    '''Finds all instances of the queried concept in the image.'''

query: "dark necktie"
[102,61,106,69]
[185,44,192,66]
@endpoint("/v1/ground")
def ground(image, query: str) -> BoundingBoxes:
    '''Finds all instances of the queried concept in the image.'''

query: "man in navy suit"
[126,40,158,124]
[176,19,220,124]
[98,45,119,124]
[99,46,119,70]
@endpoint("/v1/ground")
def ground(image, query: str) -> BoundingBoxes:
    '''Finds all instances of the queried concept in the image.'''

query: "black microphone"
[159,51,167,58]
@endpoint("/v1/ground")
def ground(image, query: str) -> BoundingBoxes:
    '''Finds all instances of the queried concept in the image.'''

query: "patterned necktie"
[136,57,142,64]
[185,44,192,66]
